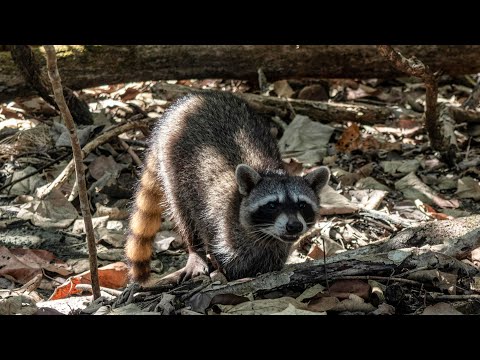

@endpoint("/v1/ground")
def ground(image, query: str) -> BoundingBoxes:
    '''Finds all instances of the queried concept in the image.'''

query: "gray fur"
[149,91,330,280]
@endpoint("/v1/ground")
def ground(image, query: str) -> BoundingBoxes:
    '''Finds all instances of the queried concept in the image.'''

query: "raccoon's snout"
[286,220,303,235]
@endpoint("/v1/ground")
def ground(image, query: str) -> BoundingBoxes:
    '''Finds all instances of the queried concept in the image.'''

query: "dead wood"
[4,45,480,102]
[10,45,93,125]
[154,82,395,125]
[44,46,100,299]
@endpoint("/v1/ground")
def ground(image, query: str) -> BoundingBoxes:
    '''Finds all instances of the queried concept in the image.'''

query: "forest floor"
[1,75,479,315]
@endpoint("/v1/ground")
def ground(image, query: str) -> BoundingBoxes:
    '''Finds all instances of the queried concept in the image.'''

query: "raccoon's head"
[236,164,330,243]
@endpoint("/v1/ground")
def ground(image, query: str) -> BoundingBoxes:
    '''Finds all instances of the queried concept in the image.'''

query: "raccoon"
[125,91,330,284]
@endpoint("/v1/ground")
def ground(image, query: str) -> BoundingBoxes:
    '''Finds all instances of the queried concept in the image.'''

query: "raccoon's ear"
[236,164,262,196]
[304,166,330,193]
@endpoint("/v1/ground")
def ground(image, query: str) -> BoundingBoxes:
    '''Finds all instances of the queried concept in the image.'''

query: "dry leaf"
[272,303,326,315]
[319,186,358,215]
[49,262,128,300]
[89,155,126,181]
[0,247,72,284]
[455,177,480,200]
[298,85,328,101]
[278,115,334,166]
[328,279,371,300]
[422,303,462,315]
[336,123,361,153]
[331,294,376,313]
[273,80,295,98]
[307,244,324,260]
[370,303,395,315]
[296,284,325,302]
[221,297,308,315]
[17,190,79,229]
[381,160,420,175]
[395,172,459,209]
[307,296,340,312]
[408,270,457,294]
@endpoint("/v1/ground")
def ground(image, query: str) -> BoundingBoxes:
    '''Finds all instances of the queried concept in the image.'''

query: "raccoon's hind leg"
[125,153,163,283]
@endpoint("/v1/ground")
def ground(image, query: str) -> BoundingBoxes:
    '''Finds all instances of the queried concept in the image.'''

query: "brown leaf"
[298,85,328,101]
[0,247,72,285]
[328,279,371,300]
[88,155,124,181]
[307,296,339,312]
[307,244,324,260]
[49,262,128,300]
[273,80,295,98]
[336,123,361,153]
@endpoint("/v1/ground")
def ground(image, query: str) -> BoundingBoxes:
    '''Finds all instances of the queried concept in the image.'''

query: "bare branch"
[43,45,101,300]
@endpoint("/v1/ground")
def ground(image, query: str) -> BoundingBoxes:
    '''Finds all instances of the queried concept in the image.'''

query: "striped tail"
[125,153,163,283]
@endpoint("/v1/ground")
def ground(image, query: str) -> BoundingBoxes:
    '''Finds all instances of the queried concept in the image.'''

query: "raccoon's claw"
[179,253,209,283]
[158,252,209,285]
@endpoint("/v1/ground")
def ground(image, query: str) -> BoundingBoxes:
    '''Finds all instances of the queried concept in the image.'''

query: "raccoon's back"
[152,91,281,171]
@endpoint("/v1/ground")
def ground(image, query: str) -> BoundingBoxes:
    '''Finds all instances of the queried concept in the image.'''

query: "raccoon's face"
[236,164,330,243]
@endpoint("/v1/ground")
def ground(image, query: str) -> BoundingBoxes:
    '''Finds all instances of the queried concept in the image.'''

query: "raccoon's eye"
[267,202,278,209]
[298,201,307,209]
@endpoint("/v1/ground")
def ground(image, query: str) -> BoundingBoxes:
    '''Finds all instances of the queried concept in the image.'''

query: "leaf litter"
[1,72,480,315]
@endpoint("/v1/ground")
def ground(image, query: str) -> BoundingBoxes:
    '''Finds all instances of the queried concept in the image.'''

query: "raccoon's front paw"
[179,252,209,282]
[158,252,209,285]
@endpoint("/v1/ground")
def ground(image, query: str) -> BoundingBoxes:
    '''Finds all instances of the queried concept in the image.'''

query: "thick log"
[3,45,480,102]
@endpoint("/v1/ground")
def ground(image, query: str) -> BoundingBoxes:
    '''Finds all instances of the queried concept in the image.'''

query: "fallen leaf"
[296,284,325,302]
[408,270,457,294]
[381,160,420,175]
[336,123,361,153]
[455,177,480,200]
[49,262,128,300]
[298,84,328,101]
[307,296,340,312]
[0,247,72,284]
[278,115,334,166]
[395,172,460,209]
[319,186,359,215]
[272,303,326,315]
[355,177,392,192]
[330,294,376,313]
[89,155,126,181]
[422,302,462,315]
[273,80,295,98]
[370,303,395,315]
[17,192,79,229]
[328,279,371,300]
[7,166,46,195]
[307,243,324,260]
[220,297,308,315]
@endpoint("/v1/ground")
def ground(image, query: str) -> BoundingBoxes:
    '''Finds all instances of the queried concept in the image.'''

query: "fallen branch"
[44,46,100,300]
[154,82,396,125]
[37,116,156,200]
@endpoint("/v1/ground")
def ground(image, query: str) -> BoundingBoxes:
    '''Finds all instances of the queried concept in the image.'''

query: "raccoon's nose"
[286,220,303,234]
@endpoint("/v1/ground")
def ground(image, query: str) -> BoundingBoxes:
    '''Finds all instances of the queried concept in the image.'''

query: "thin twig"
[332,275,422,286]
[429,294,480,301]
[377,45,442,151]
[118,138,142,167]
[0,152,71,193]
[76,284,123,297]
[44,45,101,300]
